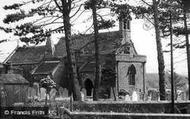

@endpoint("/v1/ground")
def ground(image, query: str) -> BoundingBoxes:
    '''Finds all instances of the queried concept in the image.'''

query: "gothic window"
[127,64,136,85]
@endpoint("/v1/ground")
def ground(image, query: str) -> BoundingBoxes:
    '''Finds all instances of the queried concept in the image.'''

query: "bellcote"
[117,14,134,56]
[119,17,131,45]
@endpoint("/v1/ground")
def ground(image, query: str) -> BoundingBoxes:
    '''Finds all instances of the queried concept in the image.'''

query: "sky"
[0,0,188,76]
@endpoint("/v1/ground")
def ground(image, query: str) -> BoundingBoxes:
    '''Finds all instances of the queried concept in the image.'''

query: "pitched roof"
[6,31,122,64]
[0,74,29,85]
[54,31,122,57]
[7,46,46,65]
[31,60,60,75]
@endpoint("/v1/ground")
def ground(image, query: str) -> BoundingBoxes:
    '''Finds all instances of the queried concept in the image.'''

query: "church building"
[3,15,146,100]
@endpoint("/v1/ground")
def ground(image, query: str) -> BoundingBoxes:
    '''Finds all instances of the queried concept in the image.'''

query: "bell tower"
[116,15,147,100]
[118,14,134,56]
[119,16,131,45]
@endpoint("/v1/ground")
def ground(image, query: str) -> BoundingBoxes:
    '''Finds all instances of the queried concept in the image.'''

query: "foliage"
[4,3,24,10]
[157,0,190,50]
[101,68,116,87]
[17,23,48,44]
[1,0,66,45]
[166,72,187,90]
[84,0,108,9]
[84,0,115,30]
[110,0,189,50]
[166,71,187,99]
[40,76,56,93]
[3,10,31,24]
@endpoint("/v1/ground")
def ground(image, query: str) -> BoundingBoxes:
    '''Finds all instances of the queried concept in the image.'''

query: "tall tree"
[152,0,166,100]
[84,0,115,100]
[56,0,81,101]
[91,0,100,101]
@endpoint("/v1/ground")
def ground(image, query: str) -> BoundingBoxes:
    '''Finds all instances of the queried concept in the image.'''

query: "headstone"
[0,86,7,106]
[33,82,40,97]
[40,88,46,100]
[132,91,138,101]
[125,94,131,101]
[50,88,57,100]
[62,88,69,97]
[80,91,85,101]
[58,87,64,97]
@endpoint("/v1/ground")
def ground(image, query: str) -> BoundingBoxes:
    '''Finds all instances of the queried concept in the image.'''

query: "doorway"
[84,78,94,96]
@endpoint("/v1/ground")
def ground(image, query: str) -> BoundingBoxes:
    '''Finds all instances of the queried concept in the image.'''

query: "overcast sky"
[0,0,188,76]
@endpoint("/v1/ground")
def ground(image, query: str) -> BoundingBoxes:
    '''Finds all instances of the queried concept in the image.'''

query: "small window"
[127,20,130,30]
[124,46,130,54]
[123,20,127,29]
[127,64,136,85]
[123,20,130,30]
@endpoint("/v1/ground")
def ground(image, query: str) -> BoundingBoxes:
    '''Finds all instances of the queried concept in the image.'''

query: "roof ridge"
[3,47,18,64]
[17,45,46,49]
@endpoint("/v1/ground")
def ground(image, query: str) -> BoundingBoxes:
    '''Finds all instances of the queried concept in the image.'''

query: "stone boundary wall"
[60,107,190,119]
[72,101,190,113]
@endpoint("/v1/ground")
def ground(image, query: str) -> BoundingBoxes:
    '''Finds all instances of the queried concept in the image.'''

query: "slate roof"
[54,31,122,57]
[31,60,60,75]
[6,46,46,65]
[6,31,122,64]
[0,74,29,85]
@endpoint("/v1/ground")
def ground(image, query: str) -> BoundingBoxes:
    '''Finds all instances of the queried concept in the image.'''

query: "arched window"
[123,19,130,30]
[127,64,136,85]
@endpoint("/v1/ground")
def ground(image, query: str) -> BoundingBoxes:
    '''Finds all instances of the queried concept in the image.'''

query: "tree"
[91,0,100,101]
[40,75,56,105]
[84,0,115,100]
[166,72,187,100]
[101,68,116,100]
[159,0,190,100]
[2,0,84,101]
[57,0,82,101]
[152,0,166,100]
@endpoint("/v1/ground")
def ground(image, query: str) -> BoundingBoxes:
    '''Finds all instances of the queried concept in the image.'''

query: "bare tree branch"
[71,9,85,23]
[33,15,61,24]
[70,4,83,18]
[141,0,152,7]
[40,22,63,27]
[0,39,8,44]
[54,0,63,11]
[83,24,93,34]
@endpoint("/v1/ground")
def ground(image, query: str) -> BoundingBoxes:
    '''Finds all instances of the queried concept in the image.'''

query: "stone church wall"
[117,61,144,96]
